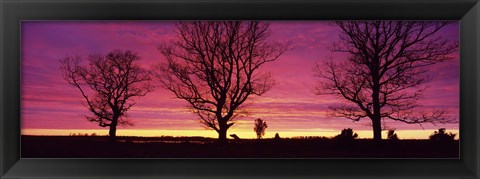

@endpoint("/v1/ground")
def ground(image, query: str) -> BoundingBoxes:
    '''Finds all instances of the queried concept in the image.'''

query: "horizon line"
[21,128,460,140]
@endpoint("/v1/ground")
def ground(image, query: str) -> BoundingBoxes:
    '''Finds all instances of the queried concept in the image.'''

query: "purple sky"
[20,21,459,138]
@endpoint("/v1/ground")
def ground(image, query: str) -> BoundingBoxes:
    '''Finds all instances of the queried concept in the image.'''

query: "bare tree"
[155,21,288,142]
[254,118,268,139]
[314,21,458,141]
[60,49,153,141]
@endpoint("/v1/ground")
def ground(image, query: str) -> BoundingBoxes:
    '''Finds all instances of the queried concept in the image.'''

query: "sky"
[20,21,460,139]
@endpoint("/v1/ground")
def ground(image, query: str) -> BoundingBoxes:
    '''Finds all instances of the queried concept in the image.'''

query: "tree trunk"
[218,129,227,142]
[109,125,117,142]
[109,118,118,142]
[371,58,382,141]
[217,118,228,143]
[372,116,382,141]
[372,82,382,140]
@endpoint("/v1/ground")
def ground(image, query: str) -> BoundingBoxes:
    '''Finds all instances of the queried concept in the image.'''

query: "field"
[21,135,459,158]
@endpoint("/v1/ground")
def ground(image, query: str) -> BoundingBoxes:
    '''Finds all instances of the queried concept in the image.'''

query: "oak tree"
[60,49,153,141]
[155,21,287,142]
[314,21,458,141]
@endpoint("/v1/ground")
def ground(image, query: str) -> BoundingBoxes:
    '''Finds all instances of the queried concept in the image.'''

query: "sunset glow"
[21,21,459,139]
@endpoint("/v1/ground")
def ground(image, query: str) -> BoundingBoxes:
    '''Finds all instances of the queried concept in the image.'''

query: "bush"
[429,128,456,142]
[334,128,358,140]
[274,133,281,140]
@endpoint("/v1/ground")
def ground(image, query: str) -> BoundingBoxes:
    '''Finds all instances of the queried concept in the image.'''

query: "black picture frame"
[1,0,479,178]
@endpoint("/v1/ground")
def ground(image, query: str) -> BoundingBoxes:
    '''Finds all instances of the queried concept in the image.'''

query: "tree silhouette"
[60,49,153,141]
[155,21,288,142]
[314,21,458,141]
[254,118,268,139]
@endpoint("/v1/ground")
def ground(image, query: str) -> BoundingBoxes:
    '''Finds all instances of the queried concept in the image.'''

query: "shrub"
[274,133,281,140]
[429,128,456,142]
[334,128,358,140]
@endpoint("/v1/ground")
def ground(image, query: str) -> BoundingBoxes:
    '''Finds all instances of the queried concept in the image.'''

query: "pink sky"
[20,21,459,138]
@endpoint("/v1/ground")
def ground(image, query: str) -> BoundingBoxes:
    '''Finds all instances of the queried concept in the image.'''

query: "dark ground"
[21,135,459,158]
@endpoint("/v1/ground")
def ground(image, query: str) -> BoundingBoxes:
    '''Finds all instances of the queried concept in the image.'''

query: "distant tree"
[334,128,358,140]
[429,128,456,141]
[90,133,98,137]
[60,49,153,141]
[314,21,458,141]
[155,21,288,142]
[387,129,399,140]
[254,118,268,139]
